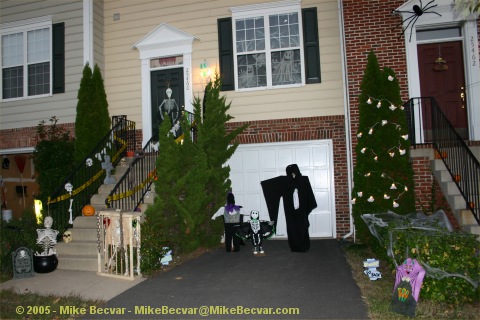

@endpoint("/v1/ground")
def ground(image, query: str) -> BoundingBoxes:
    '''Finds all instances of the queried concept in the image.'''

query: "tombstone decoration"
[101,155,116,184]
[12,247,34,279]
[391,258,426,317]
[363,258,382,280]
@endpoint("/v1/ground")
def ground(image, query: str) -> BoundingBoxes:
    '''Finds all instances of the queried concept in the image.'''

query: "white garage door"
[227,140,336,239]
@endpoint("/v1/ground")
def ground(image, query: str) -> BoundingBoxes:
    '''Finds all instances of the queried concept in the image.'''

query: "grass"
[1,243,478,319]
[341,242,480,319]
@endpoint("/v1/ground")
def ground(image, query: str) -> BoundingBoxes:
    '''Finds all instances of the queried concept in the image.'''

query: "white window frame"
[1,16,53,101]
[231,0,305,92]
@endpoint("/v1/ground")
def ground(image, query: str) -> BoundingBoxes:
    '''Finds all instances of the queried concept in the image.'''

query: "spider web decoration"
[392,0,442,42]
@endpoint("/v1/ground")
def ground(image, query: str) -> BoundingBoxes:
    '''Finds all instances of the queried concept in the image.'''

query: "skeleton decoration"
[35,216,59,256]
[86,158,93,167]
[235,210,275,255]
[65,182,74,224]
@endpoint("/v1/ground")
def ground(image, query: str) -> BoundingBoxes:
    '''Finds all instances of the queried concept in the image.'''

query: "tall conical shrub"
[74,63,110,164]
[351,51,415,243]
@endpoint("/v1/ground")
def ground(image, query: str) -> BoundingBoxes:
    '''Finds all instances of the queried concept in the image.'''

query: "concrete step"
[458,209,479,226]
[64,227,97,241]
[56,241,98,256]
[73,216,98,228]
[56,254,98,272]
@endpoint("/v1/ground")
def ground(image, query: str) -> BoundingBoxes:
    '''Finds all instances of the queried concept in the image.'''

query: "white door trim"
[395,0,480,141]
[132,23,198,146]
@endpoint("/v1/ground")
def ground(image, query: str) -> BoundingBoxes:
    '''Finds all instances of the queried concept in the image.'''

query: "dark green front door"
[150,68,184,140]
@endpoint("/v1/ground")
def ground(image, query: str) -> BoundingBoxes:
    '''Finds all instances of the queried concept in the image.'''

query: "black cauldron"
[33,255,58,273]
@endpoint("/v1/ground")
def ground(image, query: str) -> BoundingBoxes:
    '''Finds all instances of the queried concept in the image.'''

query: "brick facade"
[0,123,75,150]
[226,115,352,238]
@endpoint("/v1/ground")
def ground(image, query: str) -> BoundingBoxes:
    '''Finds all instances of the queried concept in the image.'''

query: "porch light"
[200,60,211,79]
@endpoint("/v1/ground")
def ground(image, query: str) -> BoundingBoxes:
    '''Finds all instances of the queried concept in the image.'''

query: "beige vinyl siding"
[104,0,343,129]
[0,0,84,131]
[93,0,105,70]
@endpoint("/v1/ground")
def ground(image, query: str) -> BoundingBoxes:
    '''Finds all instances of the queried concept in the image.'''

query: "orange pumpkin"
[82,205,96,216]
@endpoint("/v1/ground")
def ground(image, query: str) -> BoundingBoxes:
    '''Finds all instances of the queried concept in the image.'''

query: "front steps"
[56,157,155,272]
[56,216,98,271]
[430,149,480,237]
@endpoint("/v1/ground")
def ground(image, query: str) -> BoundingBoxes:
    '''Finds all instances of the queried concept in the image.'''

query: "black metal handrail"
[404,97,479,224]
[46,115,136,233]
[105,136,158,211]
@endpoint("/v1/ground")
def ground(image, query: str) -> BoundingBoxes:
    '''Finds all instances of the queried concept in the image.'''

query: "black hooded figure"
[260,164,317,252]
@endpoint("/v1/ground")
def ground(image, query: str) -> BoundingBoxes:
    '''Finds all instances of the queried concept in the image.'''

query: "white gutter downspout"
[83,0,94,66]
[338,0,355,242]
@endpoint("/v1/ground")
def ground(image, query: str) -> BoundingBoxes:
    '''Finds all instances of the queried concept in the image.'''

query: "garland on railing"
[105,169,157,206]
[46,127,129,205]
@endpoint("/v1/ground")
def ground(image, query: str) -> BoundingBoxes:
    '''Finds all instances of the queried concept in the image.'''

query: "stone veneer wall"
[226,115,352,238]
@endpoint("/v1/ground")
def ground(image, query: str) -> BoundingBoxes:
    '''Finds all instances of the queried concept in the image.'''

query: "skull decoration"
[119,158,127,166]
[19,250,26,259]
[63,230,72,243]
[86,158,93,167]
[64,182,73,194]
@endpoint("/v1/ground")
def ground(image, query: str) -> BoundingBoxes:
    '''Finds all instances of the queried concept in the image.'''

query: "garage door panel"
[278,149,294,168]
[313,169,330,189]
[245,172,261,192]
[244,150,260,170]
[309,214,331,237]
[313,145,329,167]
[295,147,311,167]
[230,172,244,192]
[261,149,277,169]
[314,191,330,212]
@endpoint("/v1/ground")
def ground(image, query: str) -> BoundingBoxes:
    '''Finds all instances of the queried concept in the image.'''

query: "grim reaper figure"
[261,164,317,252]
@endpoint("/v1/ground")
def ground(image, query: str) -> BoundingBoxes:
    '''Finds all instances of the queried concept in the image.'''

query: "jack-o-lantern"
[82,205,96,216]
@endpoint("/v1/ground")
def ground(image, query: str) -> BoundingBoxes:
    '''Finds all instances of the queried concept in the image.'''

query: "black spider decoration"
[392,0,442,42]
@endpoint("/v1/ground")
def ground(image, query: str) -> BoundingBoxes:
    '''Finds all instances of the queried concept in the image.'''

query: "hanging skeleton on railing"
[104,212,130,276]
[65,182,74,224]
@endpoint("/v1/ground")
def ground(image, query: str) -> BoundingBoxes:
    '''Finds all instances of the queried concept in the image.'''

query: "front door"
[150,68,184,140]
[417,41,468,140]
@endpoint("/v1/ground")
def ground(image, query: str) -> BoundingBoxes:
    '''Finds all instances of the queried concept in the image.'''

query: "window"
[1,18,64,100]
[218,0,320,91]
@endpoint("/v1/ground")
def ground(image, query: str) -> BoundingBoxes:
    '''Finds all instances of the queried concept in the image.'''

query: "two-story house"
[1,0,478,239]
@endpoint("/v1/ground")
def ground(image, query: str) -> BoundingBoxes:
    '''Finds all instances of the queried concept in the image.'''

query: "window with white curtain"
[232,1,304,91]
[2,22,51,100]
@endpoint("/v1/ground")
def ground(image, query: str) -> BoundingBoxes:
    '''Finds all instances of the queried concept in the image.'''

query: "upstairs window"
[2,18,64,100]
[218,1,320,91]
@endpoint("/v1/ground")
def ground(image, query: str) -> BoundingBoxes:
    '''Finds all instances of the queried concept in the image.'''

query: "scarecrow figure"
[235,210,275,255]
[261,164,317,252]
[391,257,426,317]
[211,193,249,252]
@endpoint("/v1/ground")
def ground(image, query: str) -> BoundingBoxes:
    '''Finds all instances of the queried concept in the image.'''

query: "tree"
[141,76,248,273]
[351,51,415,243]
[74,63,111,164]
[33,116,75,206]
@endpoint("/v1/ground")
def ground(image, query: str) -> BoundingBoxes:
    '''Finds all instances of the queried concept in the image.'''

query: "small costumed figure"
[236,210,275,255]
[211,193,249,252]
[390,257,426,317]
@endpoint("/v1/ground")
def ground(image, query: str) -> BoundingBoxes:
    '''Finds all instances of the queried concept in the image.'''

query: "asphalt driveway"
[84,239,369,320]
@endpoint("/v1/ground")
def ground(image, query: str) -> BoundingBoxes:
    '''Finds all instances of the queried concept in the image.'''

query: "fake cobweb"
[361,210,479,289]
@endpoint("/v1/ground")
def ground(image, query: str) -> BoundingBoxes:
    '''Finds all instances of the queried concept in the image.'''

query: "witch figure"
[260,164,317,252]
[211,193,249,252]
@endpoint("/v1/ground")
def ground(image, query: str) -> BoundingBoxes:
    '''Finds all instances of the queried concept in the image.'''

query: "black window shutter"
[217,18,234,91]
[52,22,65,94]
[302,8,321,84]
